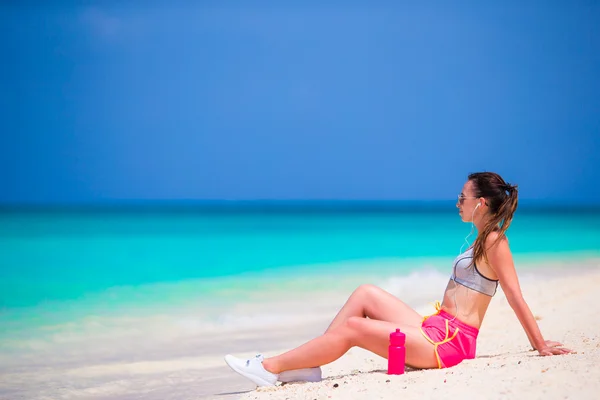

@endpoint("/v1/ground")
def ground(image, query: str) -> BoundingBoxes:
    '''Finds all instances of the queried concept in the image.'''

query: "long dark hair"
[468,172,519,265]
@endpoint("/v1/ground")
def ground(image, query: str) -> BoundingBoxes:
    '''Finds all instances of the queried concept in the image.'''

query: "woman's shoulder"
[485,230,511,255]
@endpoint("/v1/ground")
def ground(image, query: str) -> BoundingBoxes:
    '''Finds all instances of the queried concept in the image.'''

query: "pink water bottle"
[388,328,406,375]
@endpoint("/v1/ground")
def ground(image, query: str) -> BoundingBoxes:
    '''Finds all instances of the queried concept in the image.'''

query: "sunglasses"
[457,194,479,204]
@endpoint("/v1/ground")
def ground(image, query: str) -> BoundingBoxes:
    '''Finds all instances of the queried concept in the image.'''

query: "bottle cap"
[390,328,406,346]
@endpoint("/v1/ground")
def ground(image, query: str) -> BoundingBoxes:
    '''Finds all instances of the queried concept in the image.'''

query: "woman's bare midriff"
[441,280,493,330]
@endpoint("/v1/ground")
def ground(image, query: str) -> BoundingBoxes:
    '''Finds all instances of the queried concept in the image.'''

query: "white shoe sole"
[279,367,322,383]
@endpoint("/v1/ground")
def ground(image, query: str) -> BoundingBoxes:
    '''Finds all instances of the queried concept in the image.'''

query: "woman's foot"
[224,354,278,387]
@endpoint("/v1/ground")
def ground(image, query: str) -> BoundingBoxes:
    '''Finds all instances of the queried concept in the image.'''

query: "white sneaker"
[279,367,322,383]
[224,354,278,387]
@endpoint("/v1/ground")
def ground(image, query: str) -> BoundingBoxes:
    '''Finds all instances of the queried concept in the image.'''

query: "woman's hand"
[541,340,563,348]
[537,340,572,356]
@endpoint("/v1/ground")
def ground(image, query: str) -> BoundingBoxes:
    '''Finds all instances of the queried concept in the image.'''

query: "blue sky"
[2,2,599,204]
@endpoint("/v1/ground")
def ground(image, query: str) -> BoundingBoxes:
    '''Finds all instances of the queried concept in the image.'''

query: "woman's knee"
[352,284,378,299]
[344,315,365,329]
[338,316,366,345]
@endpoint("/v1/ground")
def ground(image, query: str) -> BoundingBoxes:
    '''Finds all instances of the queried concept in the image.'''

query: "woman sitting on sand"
[225,172,572,386]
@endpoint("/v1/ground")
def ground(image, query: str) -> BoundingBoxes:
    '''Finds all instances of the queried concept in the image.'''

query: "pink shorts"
[420,310,479,368]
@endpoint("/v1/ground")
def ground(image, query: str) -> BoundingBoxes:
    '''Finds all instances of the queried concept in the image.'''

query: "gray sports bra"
[451,247,499,296]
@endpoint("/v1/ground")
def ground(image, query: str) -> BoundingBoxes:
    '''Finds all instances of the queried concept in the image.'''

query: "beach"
[229,264,600,400]
[4,1,599,398]
[2,260,598,400]
[1,209,599,400]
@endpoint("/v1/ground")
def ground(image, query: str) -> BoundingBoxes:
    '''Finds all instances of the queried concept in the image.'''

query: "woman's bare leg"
[263,316,437,373]
[325,284,423,333]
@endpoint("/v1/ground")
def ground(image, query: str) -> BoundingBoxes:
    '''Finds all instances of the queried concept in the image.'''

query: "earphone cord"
[460,204,478,254]
[453,205,478,322]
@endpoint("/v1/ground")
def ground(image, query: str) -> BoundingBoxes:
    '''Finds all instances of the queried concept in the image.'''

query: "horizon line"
[1,199,599,213]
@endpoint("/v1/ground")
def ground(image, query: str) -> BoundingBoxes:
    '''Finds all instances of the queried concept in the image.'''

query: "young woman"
[224,172,572,387]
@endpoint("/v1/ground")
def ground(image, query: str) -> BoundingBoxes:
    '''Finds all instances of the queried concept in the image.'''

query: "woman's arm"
[485,234,571,356]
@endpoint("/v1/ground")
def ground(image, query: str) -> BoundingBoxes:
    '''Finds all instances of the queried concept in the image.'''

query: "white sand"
[234,267,600,400]
[1,264,599,400]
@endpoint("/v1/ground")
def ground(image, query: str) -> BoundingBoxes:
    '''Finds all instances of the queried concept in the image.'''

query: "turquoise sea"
[0,202,599,398]
[0,202,599,362]
[1,202,599,315]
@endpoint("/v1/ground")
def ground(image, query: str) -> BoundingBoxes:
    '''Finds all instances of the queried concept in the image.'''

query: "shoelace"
[246,354,262,367]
